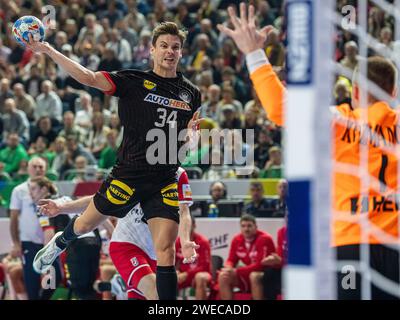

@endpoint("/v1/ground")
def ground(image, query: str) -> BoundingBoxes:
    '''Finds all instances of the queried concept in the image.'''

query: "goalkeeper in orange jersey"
[219,3,400,299]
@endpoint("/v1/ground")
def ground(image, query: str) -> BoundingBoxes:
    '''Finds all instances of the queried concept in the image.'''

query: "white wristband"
[246,49,270,74]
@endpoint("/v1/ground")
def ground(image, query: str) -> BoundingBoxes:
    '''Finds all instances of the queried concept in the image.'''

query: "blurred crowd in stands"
[0,0,286,184]
[0,0,287,300]
[2,0,399,301]
[1,0,400,183]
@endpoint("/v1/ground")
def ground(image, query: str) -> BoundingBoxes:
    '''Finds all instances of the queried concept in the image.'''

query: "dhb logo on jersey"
[179,90,191,103]
[143,80,157,91]
[144,93,191,111]
[131,257,139,267]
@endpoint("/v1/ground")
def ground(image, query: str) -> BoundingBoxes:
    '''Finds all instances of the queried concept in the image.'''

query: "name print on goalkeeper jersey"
[101,69,201,174]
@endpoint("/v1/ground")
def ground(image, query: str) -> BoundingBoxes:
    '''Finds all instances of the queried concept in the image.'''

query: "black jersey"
[101,69,201,177]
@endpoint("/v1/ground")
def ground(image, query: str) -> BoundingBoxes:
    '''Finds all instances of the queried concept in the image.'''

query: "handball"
[12,16,45,46]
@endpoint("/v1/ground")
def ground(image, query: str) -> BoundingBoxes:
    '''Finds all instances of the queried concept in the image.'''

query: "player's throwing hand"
[21,33,51,54]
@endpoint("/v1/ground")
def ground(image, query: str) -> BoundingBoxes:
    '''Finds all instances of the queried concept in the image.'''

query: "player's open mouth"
[164,58,175,62]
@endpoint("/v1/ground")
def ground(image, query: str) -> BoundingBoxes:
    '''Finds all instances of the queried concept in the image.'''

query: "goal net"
[284,0,400,300]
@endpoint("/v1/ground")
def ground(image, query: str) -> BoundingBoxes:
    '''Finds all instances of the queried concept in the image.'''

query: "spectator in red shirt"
[250,215,287,300]
[176,214,212,300]
[218,214,276,300]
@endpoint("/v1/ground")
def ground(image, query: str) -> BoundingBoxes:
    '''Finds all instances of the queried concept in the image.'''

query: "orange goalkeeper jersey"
[251,63,399,247]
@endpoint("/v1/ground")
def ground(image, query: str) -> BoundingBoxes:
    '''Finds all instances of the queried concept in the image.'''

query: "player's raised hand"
[21,33,51,54]
[182,241,200,264]
[217,3,274,55]
[37,199,61,217]
[187,110,203,149]
[188,110,202,131]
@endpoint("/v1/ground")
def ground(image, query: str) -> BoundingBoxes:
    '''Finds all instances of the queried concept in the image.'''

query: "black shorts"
[336,244,400,300]
[263,268,282,300]
[93,169,180,223]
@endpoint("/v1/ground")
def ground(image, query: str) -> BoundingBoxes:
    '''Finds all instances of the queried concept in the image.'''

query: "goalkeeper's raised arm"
[217,3,286,127]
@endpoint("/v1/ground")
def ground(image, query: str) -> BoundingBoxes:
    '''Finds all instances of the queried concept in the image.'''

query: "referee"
[28,22,201,300]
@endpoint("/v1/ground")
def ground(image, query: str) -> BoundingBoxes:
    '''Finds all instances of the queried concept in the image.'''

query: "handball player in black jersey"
[26,22,201,300]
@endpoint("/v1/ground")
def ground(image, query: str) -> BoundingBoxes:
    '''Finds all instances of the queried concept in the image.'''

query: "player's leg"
[8,263,27,300]
[148,217,179,300]
[99,263,117,300]
[22,242,42,299]
[141,177,180,300]
[109,242,158,300]
[59,200,109,246]
[218,269,240,300]
[177,271,195,299]
[93,273,128,300]
[2,257,19,300]
[193,272,211,300]
[370,244,400,300]
[336,244,362,300]
[262,268,283,300]
[137,273,158,300]
[33,200,108,274]
[67,237,101,300]
[250,271,264,300]
[34,173,139,275]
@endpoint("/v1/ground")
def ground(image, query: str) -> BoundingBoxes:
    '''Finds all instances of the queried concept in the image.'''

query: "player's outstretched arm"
[37,195,93,217]
[23,34,112,93]
[178,203,200,264]
[218,3,286,126]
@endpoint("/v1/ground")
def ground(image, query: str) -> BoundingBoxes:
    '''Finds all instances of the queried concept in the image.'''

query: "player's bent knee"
[249,271,263,284]
[155,246,175,256]
[155,246,175,265]
[195,272,210,285]
[154,238,176,252]
[138,273,158,300]
[249,271,261,281]
[249,272,256,281]
[218,272,230,284]
[194,272,204,282]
